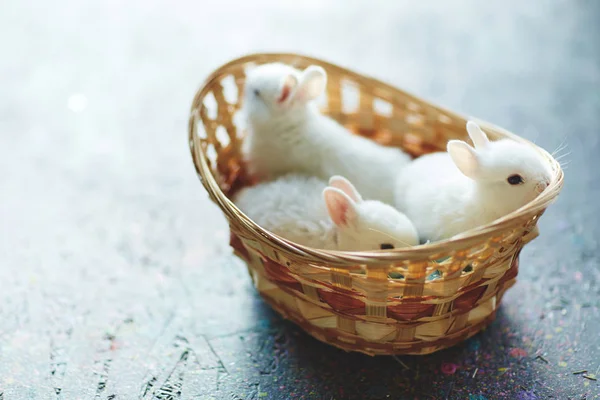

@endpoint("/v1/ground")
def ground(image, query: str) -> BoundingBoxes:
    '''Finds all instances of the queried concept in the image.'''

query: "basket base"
[230,231,509,356]
[258,290,497,356]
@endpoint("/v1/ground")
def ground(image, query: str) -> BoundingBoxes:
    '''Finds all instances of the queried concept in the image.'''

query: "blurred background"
[1,0,599,399]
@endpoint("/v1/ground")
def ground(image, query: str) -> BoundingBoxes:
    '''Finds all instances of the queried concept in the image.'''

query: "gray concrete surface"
[1,0,599,399]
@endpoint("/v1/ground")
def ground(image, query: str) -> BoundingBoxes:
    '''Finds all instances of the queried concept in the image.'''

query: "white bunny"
[241,62,411,204]
[233,174,419,251]
[394,121,553,242]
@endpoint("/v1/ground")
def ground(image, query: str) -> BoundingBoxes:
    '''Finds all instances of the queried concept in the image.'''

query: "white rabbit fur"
[394,121,553,242]
[241,62,411,204]
[233,174,419,251]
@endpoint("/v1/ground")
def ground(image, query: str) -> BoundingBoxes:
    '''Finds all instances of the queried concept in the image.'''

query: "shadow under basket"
[188,53,564,356]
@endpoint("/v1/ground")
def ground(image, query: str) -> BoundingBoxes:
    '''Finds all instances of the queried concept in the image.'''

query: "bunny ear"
[328,176,363,203]
[447,140,481,179]
[323,187,358,227]
[277,73,299,104]
[466,121,490,149]
[294,66,327,102]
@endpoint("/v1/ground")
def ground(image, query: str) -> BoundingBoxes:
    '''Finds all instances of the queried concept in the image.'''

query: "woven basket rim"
[188,52,564,267]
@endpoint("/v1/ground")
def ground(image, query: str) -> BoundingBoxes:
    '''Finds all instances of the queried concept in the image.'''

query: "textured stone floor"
[0,0,599,399]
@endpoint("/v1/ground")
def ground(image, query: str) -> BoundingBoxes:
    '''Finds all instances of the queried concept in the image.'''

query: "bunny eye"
[253,89,260,97]
[507,174,524,185]
[380,243,394,250]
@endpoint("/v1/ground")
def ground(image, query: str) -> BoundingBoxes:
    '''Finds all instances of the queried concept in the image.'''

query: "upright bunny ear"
[277,73,299,104]
[328,176,363,203]
[323,187,358,227]
[466,121,489,149]
[447,140,481,179]
[294,66,327,102]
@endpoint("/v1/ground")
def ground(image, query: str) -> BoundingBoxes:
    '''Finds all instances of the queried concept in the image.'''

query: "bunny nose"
[536,180,549,193]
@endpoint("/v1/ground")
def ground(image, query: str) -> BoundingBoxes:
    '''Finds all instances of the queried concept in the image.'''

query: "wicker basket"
[188,53,564,356]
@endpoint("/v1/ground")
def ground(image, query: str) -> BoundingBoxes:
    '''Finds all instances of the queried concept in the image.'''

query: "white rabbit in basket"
[394,121,553,242]
[241,62,411,204]
[233,174,419,251]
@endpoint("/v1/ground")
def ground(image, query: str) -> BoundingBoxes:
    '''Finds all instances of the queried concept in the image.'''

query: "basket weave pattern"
[188,54,563,355]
